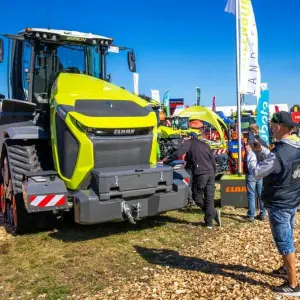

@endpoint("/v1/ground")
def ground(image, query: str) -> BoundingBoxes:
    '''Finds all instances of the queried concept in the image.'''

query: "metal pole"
[235,0,242,176]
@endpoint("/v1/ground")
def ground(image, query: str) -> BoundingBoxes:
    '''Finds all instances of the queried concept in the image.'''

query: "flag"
[162,91,170,116]
[212,96,216,112]
[151,90,160,103]
[225,0,261,98]
[256,83,270,146]
[225,0,236,14]
[275,105,280,113]
[196,87,201,105]
[133,73,139,95]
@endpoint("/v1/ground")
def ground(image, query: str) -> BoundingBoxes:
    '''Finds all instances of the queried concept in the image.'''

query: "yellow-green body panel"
[159,125,200,139]
[50,73,158,190]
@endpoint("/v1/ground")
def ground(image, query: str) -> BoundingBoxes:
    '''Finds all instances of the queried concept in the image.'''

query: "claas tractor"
[0,28,190,234]
[158,116,200,159]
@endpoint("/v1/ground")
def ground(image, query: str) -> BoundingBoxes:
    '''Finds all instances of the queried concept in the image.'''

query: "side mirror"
[127,51,136,72]
[0,94,5,99]
[0,39,4,63]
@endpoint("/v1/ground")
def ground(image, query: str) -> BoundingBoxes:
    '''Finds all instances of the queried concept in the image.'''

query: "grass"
[0,185,242,299]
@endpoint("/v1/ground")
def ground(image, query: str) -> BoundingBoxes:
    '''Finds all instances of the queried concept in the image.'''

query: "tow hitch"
[121,201,141,224]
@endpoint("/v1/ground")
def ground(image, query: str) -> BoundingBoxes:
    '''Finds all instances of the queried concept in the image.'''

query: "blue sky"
[0,0,299,108]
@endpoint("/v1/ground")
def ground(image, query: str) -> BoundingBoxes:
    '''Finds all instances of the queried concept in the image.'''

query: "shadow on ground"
[47,213,202,243]
[220,212,248,223]
[134,246,275,288]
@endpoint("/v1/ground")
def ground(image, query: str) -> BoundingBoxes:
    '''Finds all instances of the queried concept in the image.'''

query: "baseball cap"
[271,111,295,127]
[188,132,198,139]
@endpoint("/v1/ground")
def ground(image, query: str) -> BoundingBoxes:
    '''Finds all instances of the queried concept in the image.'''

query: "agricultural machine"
[146,100,199,160]
[0,28,190,234]
[155,104,250,175]
[231,111,256,141]
[176,106,230,174]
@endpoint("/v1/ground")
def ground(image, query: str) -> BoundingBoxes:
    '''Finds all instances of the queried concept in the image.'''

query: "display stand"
[220,174,248,208]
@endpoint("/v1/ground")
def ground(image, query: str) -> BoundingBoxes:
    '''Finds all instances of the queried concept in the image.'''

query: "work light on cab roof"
[20,27,113,46]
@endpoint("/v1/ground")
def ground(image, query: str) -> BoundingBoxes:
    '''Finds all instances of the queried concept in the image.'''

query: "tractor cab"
[165,116,189,131]
[0,28,136,109]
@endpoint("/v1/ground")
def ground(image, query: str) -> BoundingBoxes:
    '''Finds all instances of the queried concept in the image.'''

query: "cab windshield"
[178,118,189,130]
[32,42,102,101]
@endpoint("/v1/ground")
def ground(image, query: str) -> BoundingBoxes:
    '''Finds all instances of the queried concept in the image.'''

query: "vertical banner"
[162,91,170,116]
[256,83,270,146]
[239,0,261,97]
[225,0,261,98]
[212,96,216,112]
[151,90,160,103]
[133,73,139,95]
[196,87,201,106]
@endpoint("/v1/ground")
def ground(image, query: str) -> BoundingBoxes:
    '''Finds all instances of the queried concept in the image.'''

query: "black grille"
[55,113,79,178]
[92,135,152,168]
[75,100,152,117]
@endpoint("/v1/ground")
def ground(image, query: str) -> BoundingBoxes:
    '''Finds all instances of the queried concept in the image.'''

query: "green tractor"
[0,27,190,234]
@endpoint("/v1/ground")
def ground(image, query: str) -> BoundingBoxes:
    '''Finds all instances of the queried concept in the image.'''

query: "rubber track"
[6,143,43,194]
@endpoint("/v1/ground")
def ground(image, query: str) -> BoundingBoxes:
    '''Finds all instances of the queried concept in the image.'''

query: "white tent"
[173,104,289,117]
[204,104,289,117]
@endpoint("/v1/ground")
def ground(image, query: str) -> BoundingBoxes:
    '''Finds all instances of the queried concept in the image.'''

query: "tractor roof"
[6,27,114,46]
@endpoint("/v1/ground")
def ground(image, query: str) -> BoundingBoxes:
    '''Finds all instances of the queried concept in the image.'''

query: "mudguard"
[3,126,48,139]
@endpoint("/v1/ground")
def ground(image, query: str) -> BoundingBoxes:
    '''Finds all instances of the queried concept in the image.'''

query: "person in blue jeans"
[246,174,265,221]
[246,111,300,296]
[245,124,267,222]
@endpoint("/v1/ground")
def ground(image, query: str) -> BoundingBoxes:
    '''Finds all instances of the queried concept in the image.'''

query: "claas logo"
[225,186,247,192]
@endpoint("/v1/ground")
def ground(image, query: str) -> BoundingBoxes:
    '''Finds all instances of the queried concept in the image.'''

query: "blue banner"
[162,91,170,116]
[256,88,270,146]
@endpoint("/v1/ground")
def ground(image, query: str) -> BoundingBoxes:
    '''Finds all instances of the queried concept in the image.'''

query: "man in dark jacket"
[163,132,221,229]
[246,111,300,296]
[245,124,268,222]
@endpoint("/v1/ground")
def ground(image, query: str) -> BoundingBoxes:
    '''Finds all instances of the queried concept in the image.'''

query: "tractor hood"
[52,73,149,107]
[51,73,157,128]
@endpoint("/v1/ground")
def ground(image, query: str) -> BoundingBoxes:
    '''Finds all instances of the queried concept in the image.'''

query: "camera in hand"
[247,130,255,145]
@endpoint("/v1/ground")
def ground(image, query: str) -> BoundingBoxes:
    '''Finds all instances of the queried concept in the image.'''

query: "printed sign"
[291,112,300,123]
[256,84,270,146]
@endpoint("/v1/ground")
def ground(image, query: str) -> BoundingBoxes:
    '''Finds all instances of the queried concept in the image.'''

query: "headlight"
[76,121,93,134]
[56,106,67,120]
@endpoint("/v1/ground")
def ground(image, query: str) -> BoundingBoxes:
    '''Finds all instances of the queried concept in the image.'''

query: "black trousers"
[192,173,217,225]
[185,168,194,204]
